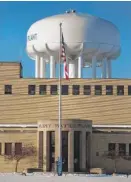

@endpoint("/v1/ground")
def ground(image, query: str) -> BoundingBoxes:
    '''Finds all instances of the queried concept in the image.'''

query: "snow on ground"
[0,173,130,182]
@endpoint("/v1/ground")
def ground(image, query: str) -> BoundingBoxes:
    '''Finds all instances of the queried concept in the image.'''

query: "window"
[108,143,116,152]
[50,85,57,95]
[62,85,68,95]
[39,85,47,95]
[49,131,55,167]
[119,143,126,156]
[72,85,80,95]
[5,143,12,155]
[108,143,116,156]
[96,152,99,156]
[128,86,131,95]
[15,143,22,155]
[117,86,124,95]
[95,85,102,95]
[5,85,12,94]
[83,85,91,95]
[129,144,131,156]
[28,85,35,95]
[106,85,113,95]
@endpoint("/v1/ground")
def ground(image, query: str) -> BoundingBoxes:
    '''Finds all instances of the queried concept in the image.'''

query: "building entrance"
[37,119,92,173]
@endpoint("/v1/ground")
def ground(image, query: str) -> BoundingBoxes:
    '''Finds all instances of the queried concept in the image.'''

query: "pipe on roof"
[92,125,131,129]
[0,124,130,129]
[0,124,37,128]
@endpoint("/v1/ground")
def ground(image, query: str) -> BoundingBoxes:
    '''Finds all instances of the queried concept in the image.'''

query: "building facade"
[0,62,131,173]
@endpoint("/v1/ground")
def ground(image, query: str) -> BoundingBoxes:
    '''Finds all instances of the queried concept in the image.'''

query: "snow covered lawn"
[0,173,130,182]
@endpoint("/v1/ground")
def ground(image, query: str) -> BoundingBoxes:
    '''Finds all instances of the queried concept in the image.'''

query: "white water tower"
[26,10,121,79]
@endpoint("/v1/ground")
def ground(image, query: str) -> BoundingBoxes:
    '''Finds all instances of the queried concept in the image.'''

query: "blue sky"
[0,1,131,78]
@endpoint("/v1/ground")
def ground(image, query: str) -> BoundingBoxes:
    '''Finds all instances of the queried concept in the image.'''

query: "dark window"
[83,85,91,95]
[95,85,102,95]
[129,144,131,156]
[50,85,57,95]
[108,143,116,152]
[5,143,12,155]
[74,131,80,172]
[49,131,55,171]
[39,85,47,95]
[117,86,124,95]
[119,143,126,156]
[62,131,68,172]
[96,152,99,156]
[128,86,131,95]
[106,85,113,95]
[5,85,12,94]
[72,85,80,95]
[62,85,68,95]
[108,143,116,156]
[28,85,35,95]
[15,143,22,155]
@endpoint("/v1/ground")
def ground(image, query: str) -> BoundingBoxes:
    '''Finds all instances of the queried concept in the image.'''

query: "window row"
[108,143,130,156]
[4,84,131,96]
[0,142,22,155]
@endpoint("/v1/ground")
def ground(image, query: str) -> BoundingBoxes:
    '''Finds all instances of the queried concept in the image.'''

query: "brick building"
[0,62,131,173]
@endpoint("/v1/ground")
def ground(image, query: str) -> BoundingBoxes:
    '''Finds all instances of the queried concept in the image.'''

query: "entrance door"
[74,131,80,172]
[38,131,43,169]
[62,131,68,172]
[49,131,55,171]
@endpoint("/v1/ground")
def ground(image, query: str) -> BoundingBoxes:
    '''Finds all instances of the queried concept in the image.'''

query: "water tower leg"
[75,60,78,78]
[69,60,75,78]
[92,56,96,79]
[40,57,46,78]
[35,55,40,78]
[102,58,106,78]
[78,56,82,78]
[50,56,55,78]
[106,60,111,78]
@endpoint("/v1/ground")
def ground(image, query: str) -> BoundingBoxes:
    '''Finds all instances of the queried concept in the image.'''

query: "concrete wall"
[92,132,131,174]
[0,128,37,172]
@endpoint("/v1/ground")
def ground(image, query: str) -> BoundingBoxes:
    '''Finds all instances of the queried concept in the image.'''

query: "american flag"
[61,33,69,80]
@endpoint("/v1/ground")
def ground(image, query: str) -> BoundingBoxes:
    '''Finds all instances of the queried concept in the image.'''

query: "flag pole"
[58,22,62,176]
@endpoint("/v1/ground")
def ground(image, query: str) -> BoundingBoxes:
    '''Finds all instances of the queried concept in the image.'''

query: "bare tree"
[4,144,37,172]
[102,150,121,173]
[121,152,131,161]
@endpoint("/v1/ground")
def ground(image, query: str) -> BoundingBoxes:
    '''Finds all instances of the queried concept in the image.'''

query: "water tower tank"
[26,10,121,79]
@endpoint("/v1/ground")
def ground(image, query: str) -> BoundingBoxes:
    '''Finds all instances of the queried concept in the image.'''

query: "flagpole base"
[57,157,63,176]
